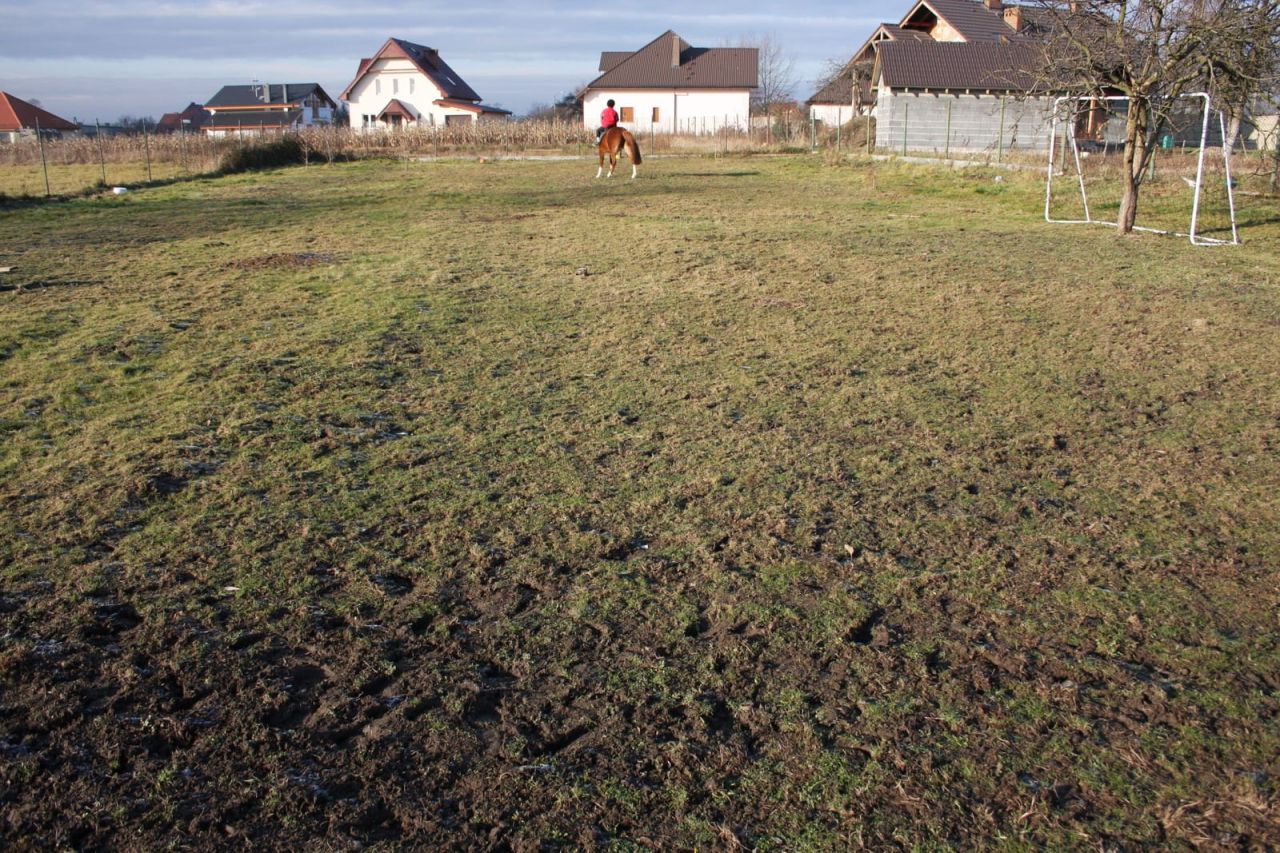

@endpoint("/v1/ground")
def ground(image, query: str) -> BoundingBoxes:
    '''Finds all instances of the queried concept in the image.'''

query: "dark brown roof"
[340,38,483,102]
[807,71,854,106]
[0,91,78,132]
[203,109,304,130]
[877,40,1040,91]
[599,52,632,72]
[589,31,757,90]
[879,24,933,41]
[903,0,1021,42]
[207,84,334,109]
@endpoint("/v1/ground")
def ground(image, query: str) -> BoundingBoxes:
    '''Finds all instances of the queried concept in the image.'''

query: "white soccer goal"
[1044,92,1239,246]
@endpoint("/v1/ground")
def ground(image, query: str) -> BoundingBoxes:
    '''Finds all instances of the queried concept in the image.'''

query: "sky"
[0,1,889,122]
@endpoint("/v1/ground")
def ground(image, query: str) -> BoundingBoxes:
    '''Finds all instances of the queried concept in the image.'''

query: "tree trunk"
[1117,101,1148,234]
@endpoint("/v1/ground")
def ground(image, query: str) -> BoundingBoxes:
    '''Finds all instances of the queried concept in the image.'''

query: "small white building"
[203,83,336,137]
[341,38,511,130]
[583,31,757,135]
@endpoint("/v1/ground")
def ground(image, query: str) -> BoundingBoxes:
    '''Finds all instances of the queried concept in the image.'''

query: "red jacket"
[601,107,619,128]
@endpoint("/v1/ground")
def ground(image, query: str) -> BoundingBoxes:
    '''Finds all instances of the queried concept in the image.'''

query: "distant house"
[806,70,857,128]
[0,91,79,142]
[341,38,511,130]
[813,0,1070,153]
[156,103,211,135]
[583,31,758,134]
[202,83,336,137]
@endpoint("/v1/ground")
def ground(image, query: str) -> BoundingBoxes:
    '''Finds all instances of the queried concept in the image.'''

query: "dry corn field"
[0,120,849,198]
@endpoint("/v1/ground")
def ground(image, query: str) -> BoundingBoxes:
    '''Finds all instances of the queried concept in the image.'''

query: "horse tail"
[627,131,643,165]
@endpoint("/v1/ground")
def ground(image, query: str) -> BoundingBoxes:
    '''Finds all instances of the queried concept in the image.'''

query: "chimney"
[1004,6,1023,30]
[984,0,1002,9]
[671,34,681,68]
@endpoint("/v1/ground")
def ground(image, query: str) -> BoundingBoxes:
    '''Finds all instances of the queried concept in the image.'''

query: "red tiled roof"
[877,40,1040,91]
[589,31,758,90]
[156,103,210,133]
[0,91,78,132]
[378,98,417,119]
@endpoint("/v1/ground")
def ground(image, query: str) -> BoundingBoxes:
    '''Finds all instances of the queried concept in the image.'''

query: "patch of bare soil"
[1,557,1277,849]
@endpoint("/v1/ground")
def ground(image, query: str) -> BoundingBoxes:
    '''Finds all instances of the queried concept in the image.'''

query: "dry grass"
[0,155,1278,848]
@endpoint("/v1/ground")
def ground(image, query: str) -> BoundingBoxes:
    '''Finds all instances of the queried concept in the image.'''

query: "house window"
[409,78,415,94]
[652,107,661,122]
[620,107,634,122]
[393,78,399,95]
[376,80,382,95]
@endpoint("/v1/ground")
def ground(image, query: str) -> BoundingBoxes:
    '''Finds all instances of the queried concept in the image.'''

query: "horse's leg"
[630,143,638,180]
[595,147,604,179]
[608,150,616,178]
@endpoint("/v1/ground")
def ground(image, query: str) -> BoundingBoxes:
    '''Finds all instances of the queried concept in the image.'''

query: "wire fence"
[3,115,1275,199]
[0,117,860,198]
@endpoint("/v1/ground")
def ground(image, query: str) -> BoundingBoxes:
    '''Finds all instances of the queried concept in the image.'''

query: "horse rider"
[596,99,619,143]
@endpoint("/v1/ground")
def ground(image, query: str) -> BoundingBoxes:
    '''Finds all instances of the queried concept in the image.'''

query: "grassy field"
[1,155,1278,848]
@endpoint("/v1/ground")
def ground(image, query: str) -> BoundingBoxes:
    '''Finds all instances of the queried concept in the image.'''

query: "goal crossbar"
[1044,93,1239,246]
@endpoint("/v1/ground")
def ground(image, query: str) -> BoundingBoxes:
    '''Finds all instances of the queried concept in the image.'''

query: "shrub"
[218,137,306,174]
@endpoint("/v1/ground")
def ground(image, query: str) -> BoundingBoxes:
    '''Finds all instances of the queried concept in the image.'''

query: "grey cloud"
[0,1,887,119]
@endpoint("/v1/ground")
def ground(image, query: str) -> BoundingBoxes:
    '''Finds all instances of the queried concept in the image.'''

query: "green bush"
[218,137,306,174]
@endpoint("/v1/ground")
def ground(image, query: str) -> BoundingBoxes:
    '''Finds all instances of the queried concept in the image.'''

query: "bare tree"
[738,34,798,116]
[526,87,585,122]
[1205,1,1280,156]
[1033,0,1280,234]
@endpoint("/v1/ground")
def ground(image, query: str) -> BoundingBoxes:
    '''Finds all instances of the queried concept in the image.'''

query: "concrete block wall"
[877,91,1055,154]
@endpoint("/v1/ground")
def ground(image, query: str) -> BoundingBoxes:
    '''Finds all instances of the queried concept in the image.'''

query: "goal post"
[1044,92,1239,246]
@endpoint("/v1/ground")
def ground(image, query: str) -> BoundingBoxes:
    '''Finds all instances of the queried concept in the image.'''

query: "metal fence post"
[902,102,909,156]
[836,108,842,149]
[35,117,50,197]
[998,96,1007,162]
[944,98,952,159]
[143,122,153,182]
[95,120,107,185]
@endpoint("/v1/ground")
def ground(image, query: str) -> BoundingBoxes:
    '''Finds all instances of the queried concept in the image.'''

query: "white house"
[341,38,511,130]
[203,83,336,137]
[583,31,757,134]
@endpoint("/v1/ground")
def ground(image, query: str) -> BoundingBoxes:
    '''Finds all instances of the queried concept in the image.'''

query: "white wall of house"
[347,58,485,129]
[583,88,751,134]
[299,95,334,127]
[810,104,857,126]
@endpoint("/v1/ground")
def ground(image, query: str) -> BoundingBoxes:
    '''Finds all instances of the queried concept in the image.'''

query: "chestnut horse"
[596,127,642,180]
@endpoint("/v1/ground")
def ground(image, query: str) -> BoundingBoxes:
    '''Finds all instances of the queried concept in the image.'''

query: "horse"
[596,127,642,180]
